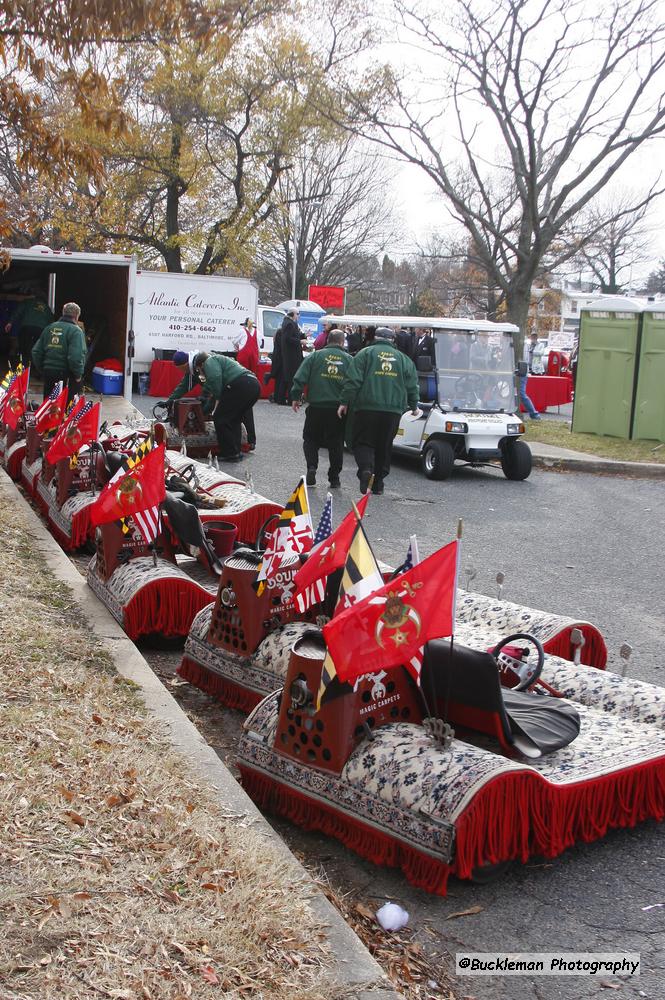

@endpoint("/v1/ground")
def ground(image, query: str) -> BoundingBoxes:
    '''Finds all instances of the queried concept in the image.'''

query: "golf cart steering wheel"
[454,374,486,399]
[255,512,280,552]
[492,632,545,691]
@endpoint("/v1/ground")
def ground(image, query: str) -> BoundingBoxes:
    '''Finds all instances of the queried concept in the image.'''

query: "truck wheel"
[422,440,455,480]
[501,439,532,481]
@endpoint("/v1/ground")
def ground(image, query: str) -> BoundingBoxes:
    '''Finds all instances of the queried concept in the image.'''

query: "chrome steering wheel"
[492,632,545,691]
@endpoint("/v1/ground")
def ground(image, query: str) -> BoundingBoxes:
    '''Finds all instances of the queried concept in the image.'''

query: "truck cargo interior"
[0,256,130,382]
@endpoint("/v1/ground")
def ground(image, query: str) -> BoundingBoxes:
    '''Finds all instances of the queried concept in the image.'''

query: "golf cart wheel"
[422,439,455,480]
[501,439,532,481]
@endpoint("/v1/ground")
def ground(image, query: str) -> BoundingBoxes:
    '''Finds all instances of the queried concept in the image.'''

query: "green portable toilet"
[572,297,641,439]
[632,303,665,442]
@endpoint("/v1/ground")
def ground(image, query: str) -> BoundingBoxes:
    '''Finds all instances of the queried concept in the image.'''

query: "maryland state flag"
[255,477,314,595]
[293,493,370,613]
[316,516,384,708]
[322,538,460,686]
[34,381,68,435]
[90,443,166,544]
[45,400,100,464]
[2,366,30,430]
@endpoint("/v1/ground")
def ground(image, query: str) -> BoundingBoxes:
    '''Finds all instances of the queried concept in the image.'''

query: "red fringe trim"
[178,656,263,713]
[47,517,77,552]
[240,753,665,894]
[122,578,213,641]
[70,506,92,549]
[544,625,607,669]
[453,757,665,879]
[238,765,452,895]
[6,446,25,481]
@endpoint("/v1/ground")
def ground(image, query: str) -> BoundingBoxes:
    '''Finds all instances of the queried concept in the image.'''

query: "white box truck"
[0,247,285,399]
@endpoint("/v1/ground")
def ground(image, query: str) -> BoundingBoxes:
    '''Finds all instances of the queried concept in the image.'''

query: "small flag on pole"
[316,518,384,708]
[34,381,67,434]
[255,477,314,594]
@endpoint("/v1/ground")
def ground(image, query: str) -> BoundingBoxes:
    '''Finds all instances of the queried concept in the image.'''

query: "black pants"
[352,410,401,486]
[212,374,260,458]
[303,405,345,480]
[43,372,82,404]
[20,325,42,367]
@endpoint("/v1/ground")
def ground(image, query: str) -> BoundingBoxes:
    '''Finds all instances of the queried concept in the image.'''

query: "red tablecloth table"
[257,358,274,399]
[521,374,573,414]
[148,360,201,398]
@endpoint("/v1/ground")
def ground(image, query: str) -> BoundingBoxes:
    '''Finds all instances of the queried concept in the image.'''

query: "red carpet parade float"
[1,369,664,895]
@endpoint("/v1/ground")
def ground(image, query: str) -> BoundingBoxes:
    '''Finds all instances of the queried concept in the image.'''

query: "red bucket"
[205,521,238,557]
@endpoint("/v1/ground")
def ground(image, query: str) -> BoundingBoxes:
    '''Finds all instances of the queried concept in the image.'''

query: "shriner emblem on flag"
[116,476,143,512]
[376,588,423,647]
[65,424,84,448]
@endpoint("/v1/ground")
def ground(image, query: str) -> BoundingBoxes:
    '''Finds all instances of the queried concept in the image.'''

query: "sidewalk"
[528,440,665,478]
[0,469,400,1000]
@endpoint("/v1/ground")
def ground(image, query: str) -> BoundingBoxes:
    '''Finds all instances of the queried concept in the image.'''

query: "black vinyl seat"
[163,492,223,575]
[422,639,580,759]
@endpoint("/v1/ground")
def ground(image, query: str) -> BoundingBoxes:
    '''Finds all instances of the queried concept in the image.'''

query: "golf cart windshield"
[435,329,517,413]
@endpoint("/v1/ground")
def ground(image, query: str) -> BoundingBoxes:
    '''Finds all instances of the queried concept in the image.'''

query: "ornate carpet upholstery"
[20,456,42,496]
[455,589,607,667]
[241,690,665,892]
[87,554,217,639]
[181,608,314,709]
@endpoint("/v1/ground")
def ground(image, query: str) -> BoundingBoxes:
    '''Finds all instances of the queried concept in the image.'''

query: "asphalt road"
[135,395,665,1000]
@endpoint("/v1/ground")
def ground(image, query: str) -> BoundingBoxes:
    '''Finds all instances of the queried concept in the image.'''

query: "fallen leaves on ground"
[0,495,331,999]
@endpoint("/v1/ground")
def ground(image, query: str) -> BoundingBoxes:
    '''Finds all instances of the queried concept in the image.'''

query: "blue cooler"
[93,366,125,395]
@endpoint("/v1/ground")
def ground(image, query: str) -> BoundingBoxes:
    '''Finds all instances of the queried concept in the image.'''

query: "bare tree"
[253,137,397,301]
[572,189,657,293]
[335,0,665,344]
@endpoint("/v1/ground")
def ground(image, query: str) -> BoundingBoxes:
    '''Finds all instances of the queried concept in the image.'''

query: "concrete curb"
[531,453,665,479]
[1,470,401,1000]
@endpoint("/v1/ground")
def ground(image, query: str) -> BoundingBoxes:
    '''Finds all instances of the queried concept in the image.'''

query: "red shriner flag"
[90,443,166,530]
[34,381,68,434]
[45,400,100,464]
[2,367,30,430]
[322,538,459,684]
[293,492,370,613]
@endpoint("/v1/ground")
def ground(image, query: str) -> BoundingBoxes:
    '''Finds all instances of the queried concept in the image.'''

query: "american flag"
[295,493,333,612]
[133,504,161,546]
[71,400,93,424]
[399,535,425,684]
[34,381,64,423]
[314,493,333,545]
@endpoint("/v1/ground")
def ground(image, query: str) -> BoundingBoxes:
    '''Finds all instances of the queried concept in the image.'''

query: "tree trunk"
[505,285,532,359]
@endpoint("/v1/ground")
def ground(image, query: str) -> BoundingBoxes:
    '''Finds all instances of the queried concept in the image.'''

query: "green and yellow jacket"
[340,341,419,414]
[32,317,86,379]
[290,346,351,406]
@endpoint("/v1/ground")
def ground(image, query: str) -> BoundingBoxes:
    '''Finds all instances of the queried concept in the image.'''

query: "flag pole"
[441,518,463,727]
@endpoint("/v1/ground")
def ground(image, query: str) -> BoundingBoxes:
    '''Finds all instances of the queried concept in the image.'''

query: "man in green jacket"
[338,327,419,495]
[7,295,54,366]
[193,351,259,462]
[32,302,86,401]
[162,350,215,418]
[291,329,351,488]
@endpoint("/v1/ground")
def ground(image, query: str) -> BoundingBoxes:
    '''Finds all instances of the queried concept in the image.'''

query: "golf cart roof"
[322,314,520,334]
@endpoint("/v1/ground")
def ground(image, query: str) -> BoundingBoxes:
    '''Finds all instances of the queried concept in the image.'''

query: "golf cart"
[325,314,531,481]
